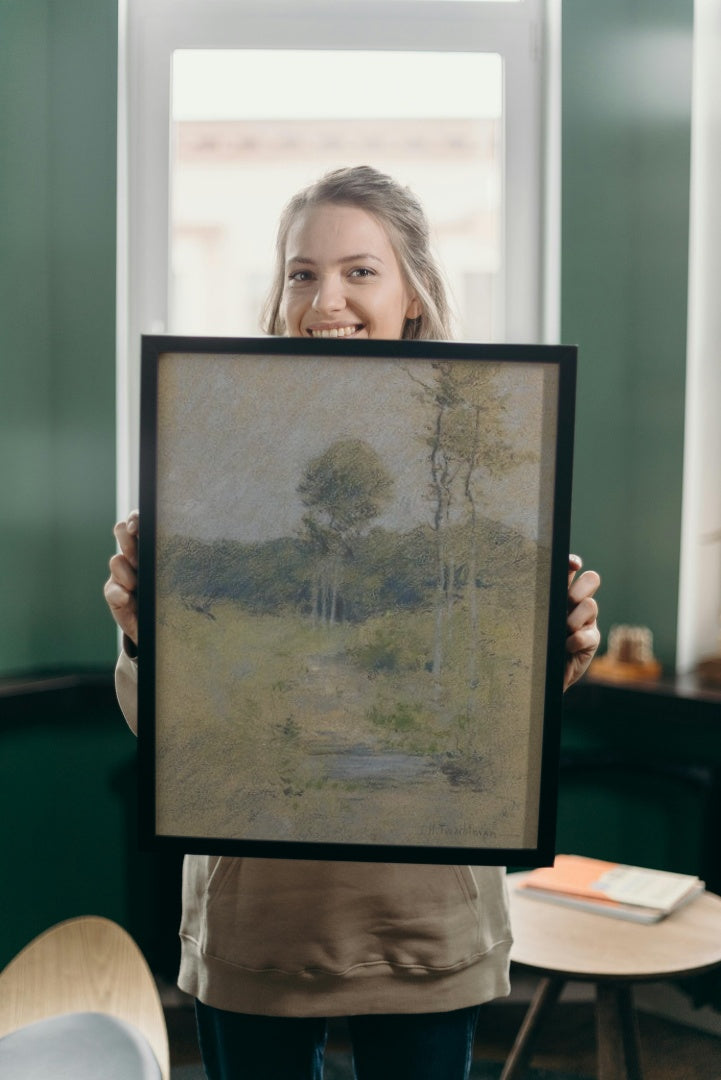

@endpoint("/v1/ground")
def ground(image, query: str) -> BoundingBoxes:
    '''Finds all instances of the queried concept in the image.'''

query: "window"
[169,49,503,340]
[118,0,557,511]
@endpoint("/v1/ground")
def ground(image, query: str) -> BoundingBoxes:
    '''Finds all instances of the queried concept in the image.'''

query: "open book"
[516,854,705,923]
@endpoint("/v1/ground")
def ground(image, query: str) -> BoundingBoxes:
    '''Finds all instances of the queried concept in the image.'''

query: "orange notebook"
[517,855,704,923]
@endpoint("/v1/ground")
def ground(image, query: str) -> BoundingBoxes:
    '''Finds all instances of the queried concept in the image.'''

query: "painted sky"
[154,350,558,544]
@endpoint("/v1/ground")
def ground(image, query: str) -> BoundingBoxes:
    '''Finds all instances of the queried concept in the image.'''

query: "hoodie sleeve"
[115,641,139,736]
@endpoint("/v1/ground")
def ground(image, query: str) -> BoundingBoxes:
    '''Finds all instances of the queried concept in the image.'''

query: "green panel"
[0,689,132,966]
[556,770,708,877]
[0,684,184,976]
[47,0,119,667]
[0,0,118,674]
[0,2,55,668]
[559,686,721,889]
[562,1,693,668]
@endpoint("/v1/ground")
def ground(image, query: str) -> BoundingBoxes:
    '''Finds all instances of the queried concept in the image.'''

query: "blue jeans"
[195,1000,481,1080]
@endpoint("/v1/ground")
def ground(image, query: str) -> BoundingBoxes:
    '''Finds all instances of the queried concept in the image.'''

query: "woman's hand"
[564,554,601,691]
[103,510,140,647]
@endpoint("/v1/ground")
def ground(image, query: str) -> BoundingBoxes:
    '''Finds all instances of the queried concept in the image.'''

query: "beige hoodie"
[116,650,512,1016]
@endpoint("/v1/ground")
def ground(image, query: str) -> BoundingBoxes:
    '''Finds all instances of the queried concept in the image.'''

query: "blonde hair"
[262,165,453,341]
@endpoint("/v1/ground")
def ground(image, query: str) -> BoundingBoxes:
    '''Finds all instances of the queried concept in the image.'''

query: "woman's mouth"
[307,324,364,338]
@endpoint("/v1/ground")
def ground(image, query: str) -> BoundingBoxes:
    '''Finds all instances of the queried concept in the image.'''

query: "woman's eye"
[349,267,375,279]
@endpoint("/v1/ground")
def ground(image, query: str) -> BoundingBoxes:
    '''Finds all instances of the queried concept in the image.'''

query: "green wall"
[0,0,135,967]
[562,0,693,669]
[0,0,118,675]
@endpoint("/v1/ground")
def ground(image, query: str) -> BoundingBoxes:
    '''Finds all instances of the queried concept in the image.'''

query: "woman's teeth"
[310,325,360,338]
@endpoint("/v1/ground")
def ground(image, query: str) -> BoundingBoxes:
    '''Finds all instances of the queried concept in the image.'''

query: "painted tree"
[442,365,512,693]
[425,364,464,677]
[298,438,393,624]
[410,361,526,686]
[406,362,468,677]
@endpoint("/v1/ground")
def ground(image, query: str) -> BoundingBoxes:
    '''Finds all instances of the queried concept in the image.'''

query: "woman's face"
[281,203,421,340]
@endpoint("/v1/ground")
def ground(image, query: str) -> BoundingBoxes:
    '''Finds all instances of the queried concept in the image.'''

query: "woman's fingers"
[564,559,601,690]
[113,512,139,568]
[566,590,600,635]
[103,576,139,643]
[105,511,140,645]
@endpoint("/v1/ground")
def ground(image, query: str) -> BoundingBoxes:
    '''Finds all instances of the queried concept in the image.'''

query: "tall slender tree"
[410,361,525,687]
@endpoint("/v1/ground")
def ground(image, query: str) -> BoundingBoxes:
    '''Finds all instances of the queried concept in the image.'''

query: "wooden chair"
[502,873,721,1080]
[0,915,170,1079]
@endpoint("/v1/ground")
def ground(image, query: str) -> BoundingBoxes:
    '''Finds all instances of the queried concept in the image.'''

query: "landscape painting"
[138,337,575,863]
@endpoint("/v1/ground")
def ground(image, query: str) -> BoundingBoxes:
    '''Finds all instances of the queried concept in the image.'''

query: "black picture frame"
[138,335,576,865]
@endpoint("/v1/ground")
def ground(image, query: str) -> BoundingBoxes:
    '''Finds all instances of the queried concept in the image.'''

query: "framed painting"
[137,336,576,865]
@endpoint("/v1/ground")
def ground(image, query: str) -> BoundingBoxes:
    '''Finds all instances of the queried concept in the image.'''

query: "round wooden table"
[503,872,721,1080]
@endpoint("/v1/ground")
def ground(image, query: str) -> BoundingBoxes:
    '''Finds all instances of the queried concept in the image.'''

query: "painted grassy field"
[153,577,544,851]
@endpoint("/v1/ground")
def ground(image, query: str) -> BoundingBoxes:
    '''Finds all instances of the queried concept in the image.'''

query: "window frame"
[117,0,558,511]
[677,0,721,673]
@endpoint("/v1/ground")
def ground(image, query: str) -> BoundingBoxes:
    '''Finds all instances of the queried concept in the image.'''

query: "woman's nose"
[312,274,345,314]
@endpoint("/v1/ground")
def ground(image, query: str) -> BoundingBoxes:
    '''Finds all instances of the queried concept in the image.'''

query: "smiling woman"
[263,167,452,341]
[106,140,599,1078]
[282,205,420,340]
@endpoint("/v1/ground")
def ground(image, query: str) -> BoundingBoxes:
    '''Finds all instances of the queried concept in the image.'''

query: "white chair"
[0,915,170,1079]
